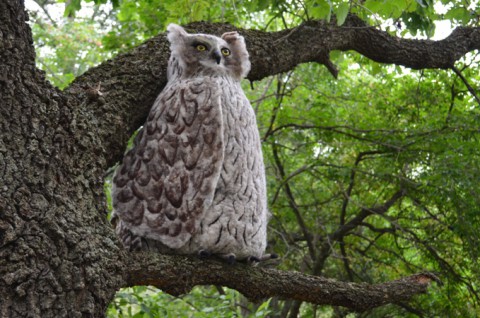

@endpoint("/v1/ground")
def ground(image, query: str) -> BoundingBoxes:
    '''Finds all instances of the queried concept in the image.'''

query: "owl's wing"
[112,78,224,249]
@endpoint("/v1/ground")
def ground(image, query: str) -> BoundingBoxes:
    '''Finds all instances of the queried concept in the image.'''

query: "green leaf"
[64,0,81,16]
[336,2,350,26]
[309,0,331,20]
[202,307,215,313]
[363,0,383,14]
[445,7,471,24]
[416,0,427,8]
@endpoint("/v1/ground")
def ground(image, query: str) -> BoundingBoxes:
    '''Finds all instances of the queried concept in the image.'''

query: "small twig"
[450,66,480,106]
[272,143,317,261]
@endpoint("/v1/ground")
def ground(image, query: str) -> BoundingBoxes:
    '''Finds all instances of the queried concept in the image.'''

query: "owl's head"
[166,24,251,80]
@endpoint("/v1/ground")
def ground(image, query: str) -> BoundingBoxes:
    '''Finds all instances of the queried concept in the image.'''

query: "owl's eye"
[196,44,207,52]
[221,48,231,56]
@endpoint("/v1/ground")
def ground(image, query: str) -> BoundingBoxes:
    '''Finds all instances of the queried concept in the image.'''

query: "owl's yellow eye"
[221,48,231,56]
[196,44,207,52]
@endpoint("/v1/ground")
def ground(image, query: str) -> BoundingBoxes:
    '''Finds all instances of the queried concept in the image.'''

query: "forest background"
[24,0,479,317]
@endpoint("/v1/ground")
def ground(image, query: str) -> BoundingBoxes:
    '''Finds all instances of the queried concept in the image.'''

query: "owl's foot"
[247,253,279,264]
[198,250,237,264]
[197,250,278,265]
[220,253,237,265]
[198,249,212,259]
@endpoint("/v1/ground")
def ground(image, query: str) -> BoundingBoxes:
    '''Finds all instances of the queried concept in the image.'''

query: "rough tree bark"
[1,1,478,317]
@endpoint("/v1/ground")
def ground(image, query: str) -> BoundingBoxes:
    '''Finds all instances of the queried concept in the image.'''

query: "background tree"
[1,0,478,317]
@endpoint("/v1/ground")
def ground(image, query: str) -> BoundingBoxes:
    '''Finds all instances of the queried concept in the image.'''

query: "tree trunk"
[2,1,475,317]
[0,1,125,316]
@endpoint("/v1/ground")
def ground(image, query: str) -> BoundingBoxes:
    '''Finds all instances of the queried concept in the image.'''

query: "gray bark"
[0,2,124,316]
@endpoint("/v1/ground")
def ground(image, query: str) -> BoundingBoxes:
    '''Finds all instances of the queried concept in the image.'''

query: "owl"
[111,24,273,263]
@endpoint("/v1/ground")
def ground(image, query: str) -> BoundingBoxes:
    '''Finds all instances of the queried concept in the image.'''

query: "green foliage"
[253,55,480,316]
[27,0,480,88]
[28,2,113,88]
[26,0,480,317]
[306,0,332,21]
[335,2,350,25]
[107,286,272,317]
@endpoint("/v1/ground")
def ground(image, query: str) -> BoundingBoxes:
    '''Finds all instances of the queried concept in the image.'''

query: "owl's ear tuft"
[167,24,188,44]
[221,31,241,44]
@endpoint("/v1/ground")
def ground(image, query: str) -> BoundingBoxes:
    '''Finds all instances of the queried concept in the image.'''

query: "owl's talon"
[247,253,279,264]
[262,253,279,261]
[247,256,260,263]
[198,250,212,259]
[199,251,237,264]
[221,253,236,265]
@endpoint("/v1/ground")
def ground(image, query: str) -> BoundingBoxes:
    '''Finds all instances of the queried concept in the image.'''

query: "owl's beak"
[212,50,222,64]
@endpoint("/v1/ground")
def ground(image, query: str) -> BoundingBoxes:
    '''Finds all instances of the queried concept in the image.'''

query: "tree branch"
[334,15,480,70]
[272,143,316,261]
[331,188,407,242]
[450,65,480,106]
[312,188,407,275]
[124,252,440,312]
[63,15,480,170]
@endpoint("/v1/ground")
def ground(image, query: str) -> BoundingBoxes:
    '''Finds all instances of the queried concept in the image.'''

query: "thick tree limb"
[125,252,439,312]
[184,15,480,78]
[64,15,480,170]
